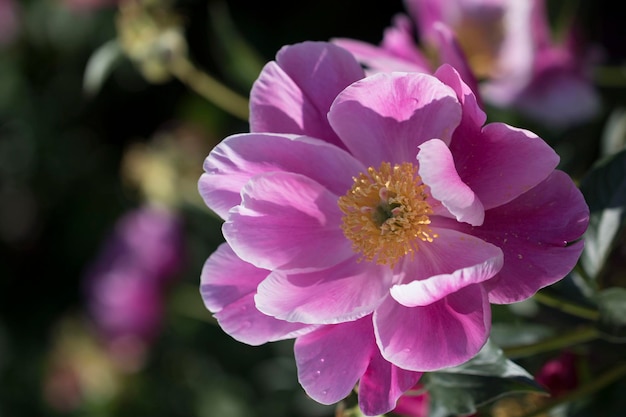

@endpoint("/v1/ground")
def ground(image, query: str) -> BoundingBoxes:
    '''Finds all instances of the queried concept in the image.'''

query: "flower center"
[455,14,505,79]
[338,162,437,267]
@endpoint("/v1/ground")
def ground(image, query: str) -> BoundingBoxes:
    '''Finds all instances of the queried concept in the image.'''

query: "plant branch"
[533,290,599,321]
[168,57,250,121]
[503,326,600,359]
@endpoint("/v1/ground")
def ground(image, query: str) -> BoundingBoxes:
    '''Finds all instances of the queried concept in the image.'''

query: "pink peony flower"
[198,42,589,416]
[334,0,600,128]
[84,206,184,351]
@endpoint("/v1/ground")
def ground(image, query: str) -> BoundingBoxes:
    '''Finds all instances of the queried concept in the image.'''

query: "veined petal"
[295,318,375,405]
[250,42,364,148]
[255,257,391,324]
[199,133,365,219]
[224,172,351,272]
[328,72,462,167]
[200,243,314,345]
[468,170,589,303]
[214,295,315,346]
[358,349,423,416]
[200,243,267,313]
[375,284,491,371]
[390,229,503,307]
[418,138,485,226]
[450,122,560,210]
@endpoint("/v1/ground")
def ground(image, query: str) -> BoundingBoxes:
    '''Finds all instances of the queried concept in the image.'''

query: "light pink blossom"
[334,0,600,128]
[198,42,588,415]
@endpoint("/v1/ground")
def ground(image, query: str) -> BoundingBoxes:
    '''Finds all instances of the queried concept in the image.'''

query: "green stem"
[503,326,600,359]
[168,57,250,121]
[533,290,599,321]
[517,361,626,417]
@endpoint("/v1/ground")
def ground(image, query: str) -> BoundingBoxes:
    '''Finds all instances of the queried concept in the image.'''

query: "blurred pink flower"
[198,42,588,415]
[0,0,18,45]
[84,206,183,358]
[333,15,479,98]
[334,0,600,128]
[536,351,579,398]
[392,386,429,417]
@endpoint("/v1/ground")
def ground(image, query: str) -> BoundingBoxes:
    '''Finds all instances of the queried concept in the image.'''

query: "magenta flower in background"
[0,0,18,46]
[84,206,183,363]
[198,42,588,415]
[392,385,429,417]
[335,0,600,129]
[536,351,579,398]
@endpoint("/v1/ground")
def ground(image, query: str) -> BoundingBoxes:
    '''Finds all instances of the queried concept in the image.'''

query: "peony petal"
[295,317,375,405]
[199,133,365,219]
[224,172,351,272]
[255,257,392,324]
[250,42,364,148]
[404,0,445,44]
[214,295,315,346]
[375,284,491,371]
[466,170,589,303]
[332,37,427,74]
[358,349,423,416]
[200,243,314,345]
[431,24,481,100]
[450,122,560,210]
[328,72,462,167]
[380,14,430,67]
[390,229,503,307]
[332,14,431,75]
[418,138,485,226]
[435,63,486,129]
[200,243,268,312]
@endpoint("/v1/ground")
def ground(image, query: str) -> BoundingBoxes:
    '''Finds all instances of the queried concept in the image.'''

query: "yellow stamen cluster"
[338,162,437,267]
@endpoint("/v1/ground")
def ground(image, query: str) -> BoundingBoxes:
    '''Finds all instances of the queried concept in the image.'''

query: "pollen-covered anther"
[338,162,437,267]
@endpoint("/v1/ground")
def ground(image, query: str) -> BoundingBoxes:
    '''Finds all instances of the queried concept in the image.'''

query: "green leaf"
[83,39,124,97]
[596,287,626,342]
[579,149,626,280]
[424,340,544,416]
[601,107,626,157]
[425,373,544,417]
[490,322,554,349]
[438,339,534,378]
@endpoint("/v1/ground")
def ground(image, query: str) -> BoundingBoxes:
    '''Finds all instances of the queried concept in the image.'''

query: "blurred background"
[0,0,624,416]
